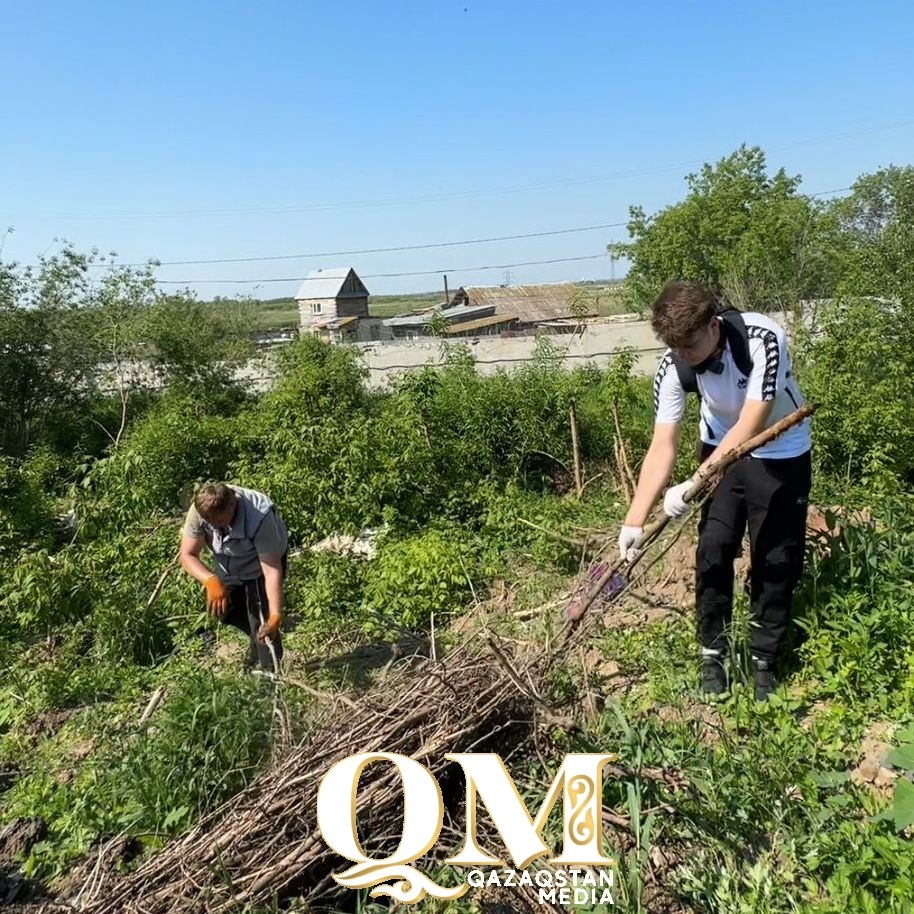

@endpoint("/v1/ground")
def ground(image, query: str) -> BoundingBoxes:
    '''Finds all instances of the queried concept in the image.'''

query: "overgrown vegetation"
[610,146,914,316]
[2,150,914,912]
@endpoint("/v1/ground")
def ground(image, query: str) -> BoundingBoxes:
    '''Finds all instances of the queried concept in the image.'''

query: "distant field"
[368,292,442,318]
[576,282,633,317]
[211,281,632,333]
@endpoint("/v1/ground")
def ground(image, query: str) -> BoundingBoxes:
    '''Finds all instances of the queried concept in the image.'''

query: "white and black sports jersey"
[653,311,811,459]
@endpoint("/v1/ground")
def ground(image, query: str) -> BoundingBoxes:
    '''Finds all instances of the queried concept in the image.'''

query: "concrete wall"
[353,317,660,389]
[101,312,802,395]
[351,312,797,389]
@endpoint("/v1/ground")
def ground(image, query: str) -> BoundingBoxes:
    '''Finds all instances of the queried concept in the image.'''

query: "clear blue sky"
[3,0,913,298]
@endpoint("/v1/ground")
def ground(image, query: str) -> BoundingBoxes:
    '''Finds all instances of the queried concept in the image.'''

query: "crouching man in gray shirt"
[180,483,289,673]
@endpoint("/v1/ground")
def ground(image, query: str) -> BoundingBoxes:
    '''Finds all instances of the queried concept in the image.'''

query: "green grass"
[577,281,636,317]
[367,291,442,318]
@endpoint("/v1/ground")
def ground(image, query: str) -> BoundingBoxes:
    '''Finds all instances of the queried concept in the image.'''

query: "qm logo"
[317,752,617,904]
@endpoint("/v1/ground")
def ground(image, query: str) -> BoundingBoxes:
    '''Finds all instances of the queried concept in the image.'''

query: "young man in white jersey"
[619,281,812,700]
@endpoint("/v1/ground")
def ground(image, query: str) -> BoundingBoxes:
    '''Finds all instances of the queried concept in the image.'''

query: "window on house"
[312,302,322,315]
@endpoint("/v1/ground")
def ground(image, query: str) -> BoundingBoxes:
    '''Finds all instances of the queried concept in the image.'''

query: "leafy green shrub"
[236,339,650,544]
[797,518,914,712]
[361,529,472,628]
[285,552,368,636]
[6,668,272,880]
[3,547,94,637]
[796,297,914,490]
[83,531,177,665]
[232,338,375,540]
[0,454,55,558]
[77,389,241,536]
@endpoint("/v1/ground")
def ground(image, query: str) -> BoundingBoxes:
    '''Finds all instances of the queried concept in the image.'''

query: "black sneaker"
[752,657,779,701]
[243,641,258,672]
[700,655,728,696]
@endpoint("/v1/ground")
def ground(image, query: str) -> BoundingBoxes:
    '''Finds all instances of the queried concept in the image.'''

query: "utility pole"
[443,273,449,308]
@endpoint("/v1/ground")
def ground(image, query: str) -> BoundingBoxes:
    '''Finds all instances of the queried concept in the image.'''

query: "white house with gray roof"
[296,268,370,334]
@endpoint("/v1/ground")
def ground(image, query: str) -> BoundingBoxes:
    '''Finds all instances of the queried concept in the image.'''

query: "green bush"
[0,454,55,558]
[361,529,472,628]
[797,297,914,491]
[77,389,241,537]
[6,668,272,880]
[285,552,368,638]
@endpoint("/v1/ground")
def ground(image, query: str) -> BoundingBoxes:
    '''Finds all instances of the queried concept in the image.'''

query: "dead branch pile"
[75,643,537,913]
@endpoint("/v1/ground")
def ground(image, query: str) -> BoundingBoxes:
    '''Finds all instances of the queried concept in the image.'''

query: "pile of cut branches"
[74,643,536,913]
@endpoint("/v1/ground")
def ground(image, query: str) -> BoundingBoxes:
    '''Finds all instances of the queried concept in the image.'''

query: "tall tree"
[829,165,914,301]
[610,145,835,310]
[0,248,98,456]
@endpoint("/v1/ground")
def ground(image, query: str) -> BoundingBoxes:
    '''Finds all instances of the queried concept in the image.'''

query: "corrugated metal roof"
[382,303,493,328]
[458,283,593,322]
[295,268,363,301]
[444,314,518,334]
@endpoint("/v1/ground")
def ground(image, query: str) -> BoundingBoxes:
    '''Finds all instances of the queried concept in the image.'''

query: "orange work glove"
[204,575,229,618]
[257,615,281,643]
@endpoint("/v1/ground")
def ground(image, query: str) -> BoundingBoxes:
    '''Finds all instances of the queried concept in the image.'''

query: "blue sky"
[3,0,913,298]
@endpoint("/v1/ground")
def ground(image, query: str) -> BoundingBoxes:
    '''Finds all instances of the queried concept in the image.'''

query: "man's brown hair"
[651,280,719,347]
[195,483,236,520]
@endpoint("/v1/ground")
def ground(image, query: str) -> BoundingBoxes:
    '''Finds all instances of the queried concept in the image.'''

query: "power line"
[13,119,910,222]
[13,186,858,278]
[154,253,610,286]
[2,161,714,221]
[146,181,855,287]
[809,186,852,198]
[86,186,854,272]
[96,221,628,268]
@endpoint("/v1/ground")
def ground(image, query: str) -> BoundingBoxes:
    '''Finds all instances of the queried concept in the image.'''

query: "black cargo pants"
[695,444,811,661]
[220,554,287,672]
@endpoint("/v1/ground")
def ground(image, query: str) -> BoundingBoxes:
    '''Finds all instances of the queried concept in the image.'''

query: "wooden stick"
[611,401,637,498]
[280,675,361,711]
[518,517,588,548]
[138,686,166,728]
[581,470,606,494]
[484,634,552,711]
[148,552,180,609]
[566,404,816,628]
[569,401,583,498]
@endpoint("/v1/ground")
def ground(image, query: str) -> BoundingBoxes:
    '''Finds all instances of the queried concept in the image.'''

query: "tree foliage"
[0,246,254,460]
[828,164,914,302]
[610,145,836,310]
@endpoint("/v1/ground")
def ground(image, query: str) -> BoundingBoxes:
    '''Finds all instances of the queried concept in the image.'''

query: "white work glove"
[618,525,643,562]
[663,480,693,518]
